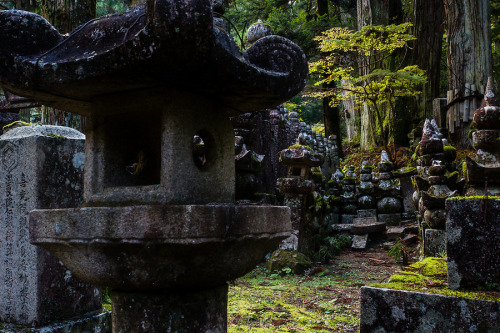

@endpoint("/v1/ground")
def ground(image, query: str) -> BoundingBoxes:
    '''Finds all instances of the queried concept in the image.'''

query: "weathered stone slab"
[0,311,111,333]
[350,222,386,235]
[446,198,500,290]
[424,229,446,257]
[399,176,416,213]
[0,126,101,326]
[360,286,500,333]
[352,217,377,225]
[352,234,369,250]
[386,227,405,240]
[331,224,352,232]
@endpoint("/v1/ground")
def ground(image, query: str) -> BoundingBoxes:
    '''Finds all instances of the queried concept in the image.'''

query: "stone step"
[351,222,386,235]
[386,227,405,240]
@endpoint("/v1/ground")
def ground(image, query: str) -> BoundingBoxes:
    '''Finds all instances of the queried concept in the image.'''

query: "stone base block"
[360,286,500,333]
[357,209,377,218]
[0,311,111,333]
[377,213,401,226]
[353,217,377,225]
[424,229,446,257]
[352,234,369,250]
[386,227,405,241]
[446,198,500,290]
[111,286,228,332]
[350,222,386,235]
[340,214,357,224]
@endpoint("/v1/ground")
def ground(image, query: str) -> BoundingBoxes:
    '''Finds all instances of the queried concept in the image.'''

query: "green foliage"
[226,0,338,57]
[388,241,410,266]
[312,235,352,262]
[307,23,427,151]
[96,0,128,17]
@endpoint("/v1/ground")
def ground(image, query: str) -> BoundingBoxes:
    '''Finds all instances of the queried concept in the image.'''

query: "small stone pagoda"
[0,0,308,331]
[376,151,401,226]
[465,77,500,195]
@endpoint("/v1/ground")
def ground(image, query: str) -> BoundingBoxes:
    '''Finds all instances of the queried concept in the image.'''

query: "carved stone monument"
[0,125,102,327]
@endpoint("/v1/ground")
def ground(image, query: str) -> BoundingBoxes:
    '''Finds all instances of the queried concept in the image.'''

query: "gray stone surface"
[83,91,236,206]
[399,176,416,213]
[353,217,377,225]
[378,213,401,226]
[357,209,377,218]
[360,286,500,333]
[0,311,111,333]
[111,287,227,332]
[446,198,500,290]
[0,2,308,115]
[352,234,369,250]
[386,227,405,241]
[350,222,386,235]
[0,125,101,326]
[424,229,446,257]
[331,224,352,232]
[30,204,291,290]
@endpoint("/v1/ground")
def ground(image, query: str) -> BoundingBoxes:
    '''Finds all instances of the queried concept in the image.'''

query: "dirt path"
[228,247,400,332]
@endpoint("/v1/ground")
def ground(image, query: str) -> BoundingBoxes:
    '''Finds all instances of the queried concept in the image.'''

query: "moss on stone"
[265,249,312,275]
[446,171,458,179]
[288,144,314,153]
[2,120,31,131]
[370,257,500,302]
[443,145,457,153]
[447,196,500,200]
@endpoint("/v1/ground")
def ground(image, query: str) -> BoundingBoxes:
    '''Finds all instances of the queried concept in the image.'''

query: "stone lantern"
[0,0,308,331]
[277,141,324,254]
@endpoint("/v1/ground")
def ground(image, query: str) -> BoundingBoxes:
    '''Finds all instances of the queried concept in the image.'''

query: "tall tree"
[409,0,444,123]
[356,0,403,150]
[443,0,492,147]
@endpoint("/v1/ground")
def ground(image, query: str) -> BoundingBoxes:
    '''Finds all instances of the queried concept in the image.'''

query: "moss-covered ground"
[371,257,500,302]
[228,248,399,332]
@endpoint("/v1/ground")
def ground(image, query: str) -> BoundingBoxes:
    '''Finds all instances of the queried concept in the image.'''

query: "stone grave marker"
[0,125,102,327]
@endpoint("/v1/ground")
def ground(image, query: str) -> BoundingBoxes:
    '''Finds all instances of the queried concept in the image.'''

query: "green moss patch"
[228,266,360,332]
[443,145,457,153]
[371,257,500,302]
[2,120,31,131]
[447,196,500,200]
[288,144,314,153]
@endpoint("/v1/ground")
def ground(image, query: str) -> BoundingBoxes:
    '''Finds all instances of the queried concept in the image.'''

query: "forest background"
[1,0,499,154]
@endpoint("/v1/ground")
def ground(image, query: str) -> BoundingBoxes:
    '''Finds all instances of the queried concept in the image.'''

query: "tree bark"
[323,95,344,158]
[444,0,492,148]
[357,0,403,151]
[410,0,444,124]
